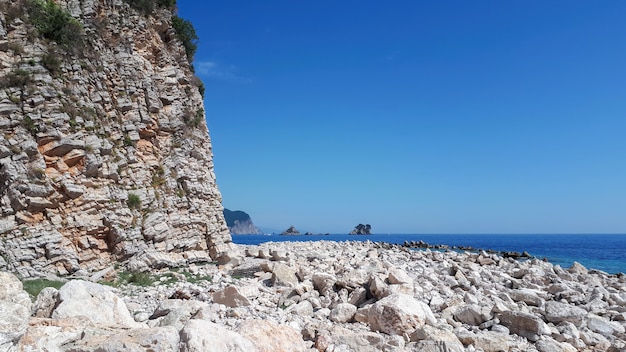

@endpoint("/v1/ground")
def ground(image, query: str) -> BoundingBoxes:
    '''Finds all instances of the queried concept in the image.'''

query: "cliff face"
[0,0,232,277]
[223,209,262,235]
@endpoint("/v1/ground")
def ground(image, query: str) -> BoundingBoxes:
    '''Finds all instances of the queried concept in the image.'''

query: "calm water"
[232,234,626,274]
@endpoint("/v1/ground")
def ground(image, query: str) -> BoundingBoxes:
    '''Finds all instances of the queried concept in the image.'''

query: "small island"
[349,223,371,235]
[281,225,300,235]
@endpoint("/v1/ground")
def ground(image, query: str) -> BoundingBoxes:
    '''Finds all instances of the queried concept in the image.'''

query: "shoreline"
[3,239,626,351]
[233,233,626,275]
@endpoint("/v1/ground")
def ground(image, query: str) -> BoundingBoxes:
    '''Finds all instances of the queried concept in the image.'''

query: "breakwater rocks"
[2,240,626,351]
[402,240,533,260]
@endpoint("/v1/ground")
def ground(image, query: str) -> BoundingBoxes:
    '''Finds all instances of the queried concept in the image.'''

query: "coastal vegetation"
[21,278,65,299]
[25,0,84,50]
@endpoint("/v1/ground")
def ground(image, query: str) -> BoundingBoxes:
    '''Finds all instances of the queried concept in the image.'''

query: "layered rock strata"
[3,240,626,351]
[0,0,231,278]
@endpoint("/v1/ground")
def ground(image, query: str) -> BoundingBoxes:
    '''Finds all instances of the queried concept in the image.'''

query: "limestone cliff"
[223,208,262,235]
[0,0,232,277]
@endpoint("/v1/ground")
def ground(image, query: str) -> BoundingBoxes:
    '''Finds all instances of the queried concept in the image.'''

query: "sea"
[232,233,626,275]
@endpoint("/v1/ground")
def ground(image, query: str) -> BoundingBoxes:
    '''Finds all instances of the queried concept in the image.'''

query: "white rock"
[544,301,587,326]
[329,303,357,323]
[388,267,412,284]
[212,286,251,308]
[180,320,257,352]
[52,280,143,328]
[585,313,625,337]
[235,319,306,352]
[365,293,436,336]
[498,311,551,342]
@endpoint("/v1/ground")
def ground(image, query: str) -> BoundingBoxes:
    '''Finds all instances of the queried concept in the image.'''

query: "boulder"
[32,287,59,318]
[453,304,489,326]
[235,319,306,352]
[151,300,209,330]
[544,301,587,326]
[585,314,625,337]
[411,325,464,352]
[17,316,92,351]
[364,294,436,336]
[509,288,545,307]
[388,267,412,284]
[315,328,390,352]
[406,340,464,352]
[212,286,251,308]
[312,273,336,295]
[180,320,257,352]
[454,328,510,352]
[329,303,357,323]
[271,263,298,287]
[498,311,551,342]
[535,336,578,352]
[61,326,180,352]
[368,274,389,300]
[0,272,33,349]
[52,280,142,328]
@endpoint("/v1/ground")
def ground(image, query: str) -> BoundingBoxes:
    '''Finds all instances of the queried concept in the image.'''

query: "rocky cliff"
[223,208,262,235]
[0,0,232,278]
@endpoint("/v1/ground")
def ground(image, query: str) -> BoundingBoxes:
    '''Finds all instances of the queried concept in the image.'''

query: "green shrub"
[123,135,135,147]
[118,271,154,286]
[41,51,61,75]
[194,77,205,98]
[26,0,84,49]
[172,15,198,63]
[183,108,204,129]
[124,0,176,15]
[125,0,154,15]
[157,0,176,9]
[22,279,65,299]
[127,193,141,210]
[0,69,32,89]
[22,115,38,134]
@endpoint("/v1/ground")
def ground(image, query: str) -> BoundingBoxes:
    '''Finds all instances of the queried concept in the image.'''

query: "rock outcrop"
[281,225,300,235]
[223,208,262,235]
[350,223,371,235]
[0,0,232,277]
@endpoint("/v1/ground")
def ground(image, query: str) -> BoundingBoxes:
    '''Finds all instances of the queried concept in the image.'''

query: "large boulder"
[270,263,298,287]
[58,326,180,352]
[329,303,357,323]
[212,286,251,308]
[362,294,436,336]
[180,320,257,352]
[151,300,209,330]
[0,272,31,350]
[544,301,587,326]
[453,304,489,326]
[454,328,510,352]
[314,326,403,352]
[585,314,625,337]
[235,319,306,352]
[17,316,92,351]
[52,280,142,328]
[411,325,464,352]
[498,311,551,342]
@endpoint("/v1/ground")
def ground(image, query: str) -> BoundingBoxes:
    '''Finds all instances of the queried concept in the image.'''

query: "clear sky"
[177,1,626,234]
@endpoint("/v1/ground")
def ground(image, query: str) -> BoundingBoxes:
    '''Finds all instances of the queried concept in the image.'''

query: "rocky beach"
[3,240,626,351]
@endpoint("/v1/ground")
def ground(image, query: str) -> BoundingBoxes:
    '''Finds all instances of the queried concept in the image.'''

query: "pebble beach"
[3,240,626,351]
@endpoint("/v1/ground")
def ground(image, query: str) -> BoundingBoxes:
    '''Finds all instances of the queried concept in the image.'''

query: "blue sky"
[177,1,626,234]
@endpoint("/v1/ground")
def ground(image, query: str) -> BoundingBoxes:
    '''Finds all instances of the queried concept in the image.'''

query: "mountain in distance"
[223,209,263,235]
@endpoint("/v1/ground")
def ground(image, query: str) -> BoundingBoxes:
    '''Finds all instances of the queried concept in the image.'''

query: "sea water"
[232,233,626,274]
